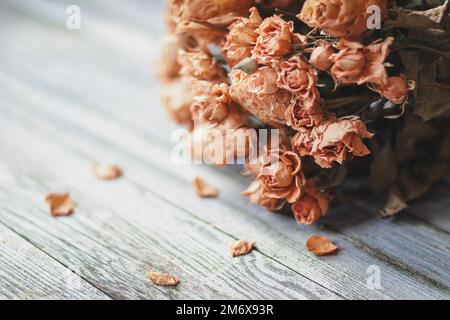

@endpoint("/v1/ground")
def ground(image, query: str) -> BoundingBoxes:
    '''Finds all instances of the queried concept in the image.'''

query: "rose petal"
[45,193,74,217]
[230,240,255,257]
[306,235,338,256]
[192,177,219,198]
[147,271,180,286]
[92,163,122,180]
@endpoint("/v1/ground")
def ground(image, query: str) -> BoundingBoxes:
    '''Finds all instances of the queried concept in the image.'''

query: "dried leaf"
[147,271,180,286]
[414,52,450,121]
[234,57,258,74]
[45,193,74,217]
[230,240,255,257]
[92,163,122,180]
[370,140,398,194]
[380,187,408,218]
[385,1,449,30]
[192,177,219,198]
[306,235,338,256]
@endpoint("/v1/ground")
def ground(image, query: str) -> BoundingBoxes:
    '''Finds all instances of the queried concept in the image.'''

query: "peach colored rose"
[285,89,324,129]
[375,74,415,104]
[242,180,284,211]
[229,67,292,127]
[298,0,388,40]
[178,47,226,82]
[275,56,318,93]
[258,0,297,9]
[223,7,263,66]
[190,82,231,123]
[330,37,393,86]
[161,80,193,127]
[168,0,255,43]
[186,107,252,166]
[309,41,335,71]
[292,116,374,168]
[257,148,306,203]
[291,186,330,224]
[252,15,294,65]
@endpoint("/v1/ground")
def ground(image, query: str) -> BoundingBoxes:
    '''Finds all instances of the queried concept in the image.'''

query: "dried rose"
[298,0,388,40]
[223,7,263,66]
[229,67,292,126]
[306,235,338,256]
[230,240,255,257]
[190,82,231,123]
[156,34,182,82]
[167,0,255,43]
[178,47,226,81]
[45,193,74,217]
[275,56,318,93]
[92,163,122,180]
[374,74,416,105]
[258,0,297,9]
[285,89,324,129]
[291,186,330,225]
[147,271,180,286]
[192,177,219,198]
[257,148,306,203]
[309,41,335,71]
[252,15,294,65]
[292,116,374,168]
[186,107,252,166]
[330,37,393,86]
[242,180,284,211]
[161,80,193,127]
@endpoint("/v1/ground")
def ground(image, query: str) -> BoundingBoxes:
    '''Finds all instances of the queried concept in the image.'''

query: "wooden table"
[0,0,449,300]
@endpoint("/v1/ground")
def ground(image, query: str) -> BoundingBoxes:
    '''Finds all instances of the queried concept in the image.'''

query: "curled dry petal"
[298,0,388,40]
[374,74,416,105]
[306,235,338,256]
[147,271,180,286]
[192,177,219,198]
[291,186,330,225]
[178,47,226,81]
[258,148,306,203]
[190,81,231,123]
[156,34,182,82]
[223,7,263,66]
[309,41,335,71]
[330,37,393,86]
[252,15,294,65]
[92,163,123,180]
[292,116,374,168]
[45,193,74,217]
[229,67,291,127]
[242,180,284,211]
[230,240,256,257]
[257,0,297,9]
[161,80,193,127]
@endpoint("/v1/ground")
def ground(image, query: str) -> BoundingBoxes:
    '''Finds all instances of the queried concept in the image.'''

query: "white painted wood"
[0,222,111,300]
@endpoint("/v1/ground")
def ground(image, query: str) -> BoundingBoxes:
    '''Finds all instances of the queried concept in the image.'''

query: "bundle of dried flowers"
[158,0,450,222]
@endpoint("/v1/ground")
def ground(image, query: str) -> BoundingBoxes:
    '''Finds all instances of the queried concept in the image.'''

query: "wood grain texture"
[0,0,449,300]
[0,222,110,300]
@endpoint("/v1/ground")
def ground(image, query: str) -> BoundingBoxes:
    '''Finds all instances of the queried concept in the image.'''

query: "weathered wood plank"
[0,222,111,300]
[0,117,338,300]
[0,79,448,299]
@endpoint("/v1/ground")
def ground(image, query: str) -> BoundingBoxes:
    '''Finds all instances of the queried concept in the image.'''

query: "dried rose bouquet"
[158,0,450,224]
